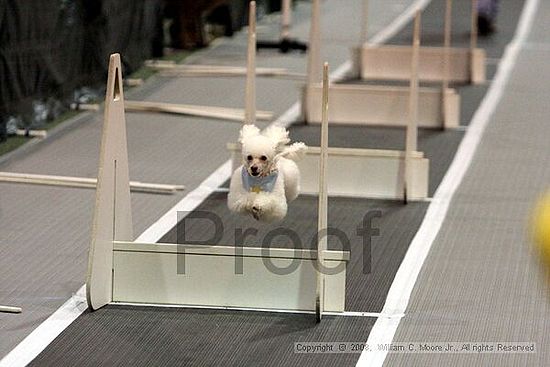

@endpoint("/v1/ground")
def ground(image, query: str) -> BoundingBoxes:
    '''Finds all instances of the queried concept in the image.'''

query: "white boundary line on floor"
[356,0,540,366]
[0,2,431,366]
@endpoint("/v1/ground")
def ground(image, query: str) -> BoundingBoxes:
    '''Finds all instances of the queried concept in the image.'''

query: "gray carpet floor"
[29,306,376,367]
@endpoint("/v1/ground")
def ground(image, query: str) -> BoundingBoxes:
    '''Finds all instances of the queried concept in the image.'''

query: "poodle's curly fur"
[228,125,307,222]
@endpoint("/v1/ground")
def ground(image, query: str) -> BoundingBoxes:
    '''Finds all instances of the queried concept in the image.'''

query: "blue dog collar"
[241,167,278,193]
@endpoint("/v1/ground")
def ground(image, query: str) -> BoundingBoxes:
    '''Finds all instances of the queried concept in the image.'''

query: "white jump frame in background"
[87,7,348,320]
[253,3,428,200]
[301,0,460,129]
[357,0,486,84]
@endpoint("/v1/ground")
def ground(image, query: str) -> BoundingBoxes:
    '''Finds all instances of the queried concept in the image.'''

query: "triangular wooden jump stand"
[86,54,133,310]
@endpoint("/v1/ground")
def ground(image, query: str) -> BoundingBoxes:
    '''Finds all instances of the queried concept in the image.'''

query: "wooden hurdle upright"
[315,62,330,321]
[86,53,348,316]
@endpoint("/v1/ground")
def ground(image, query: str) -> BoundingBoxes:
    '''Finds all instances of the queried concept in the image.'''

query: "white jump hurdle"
[228,144,429,200]
[87,3,348,320]
[357,0,486,84]
[260,6,428,200]
[303,78,460,129]
[302,0,460,129]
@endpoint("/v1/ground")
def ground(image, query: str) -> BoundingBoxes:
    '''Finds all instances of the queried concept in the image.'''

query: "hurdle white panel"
[111,242,348,312]
[86,54,133,310]
[303,84,460,128]
[228,144,429,200]
[358,45,486,84]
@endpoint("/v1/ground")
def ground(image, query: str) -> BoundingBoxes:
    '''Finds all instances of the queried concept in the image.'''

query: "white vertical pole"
[404,11,420,204]
[360,0,369,45]
[306,0,322,88]
[470,0,478,52]
[442,0,452,128]
[281,0,292,39]
[316,62,329,323]
[469,0,479,84]
[245,1,257,125]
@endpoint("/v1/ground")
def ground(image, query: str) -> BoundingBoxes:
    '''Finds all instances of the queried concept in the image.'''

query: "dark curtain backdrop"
[0,0,161,122]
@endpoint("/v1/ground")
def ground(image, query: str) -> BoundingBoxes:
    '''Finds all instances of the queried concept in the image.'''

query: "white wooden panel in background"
[359,45,486,84]
[299,148,429,200]
[303,84,460,128]
[228,144,429,200]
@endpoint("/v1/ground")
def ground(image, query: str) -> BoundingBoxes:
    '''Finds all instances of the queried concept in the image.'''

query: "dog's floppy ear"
[262,126,290,150]
[274,142,307,162]
[239,124,261,144]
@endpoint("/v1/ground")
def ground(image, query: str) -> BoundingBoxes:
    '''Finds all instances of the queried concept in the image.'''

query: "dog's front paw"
[251,205,262,221]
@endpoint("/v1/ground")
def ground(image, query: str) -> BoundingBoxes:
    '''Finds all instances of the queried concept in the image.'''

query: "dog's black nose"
[251,166,259,176]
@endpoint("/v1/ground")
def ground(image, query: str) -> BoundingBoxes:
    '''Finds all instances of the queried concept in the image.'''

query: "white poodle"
[228,125,307,222]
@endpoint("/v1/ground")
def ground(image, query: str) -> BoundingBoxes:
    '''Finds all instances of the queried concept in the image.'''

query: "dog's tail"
[277,142,307,162]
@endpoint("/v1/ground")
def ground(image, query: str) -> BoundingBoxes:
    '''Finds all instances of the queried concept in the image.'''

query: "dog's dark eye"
[260,155,267,161]
[247,155,253,161]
